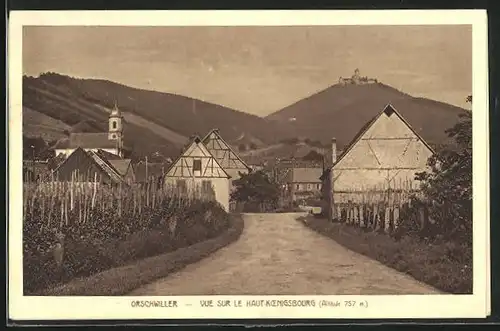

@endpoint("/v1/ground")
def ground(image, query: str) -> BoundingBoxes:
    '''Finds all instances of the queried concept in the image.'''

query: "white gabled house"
[320,104,435,220]
[163,135,231,212]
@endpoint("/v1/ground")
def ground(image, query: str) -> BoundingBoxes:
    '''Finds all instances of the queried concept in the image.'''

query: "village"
[23,98,434,220]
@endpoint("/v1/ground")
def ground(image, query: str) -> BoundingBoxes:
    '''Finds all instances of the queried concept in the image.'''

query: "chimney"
[331,137,337,166]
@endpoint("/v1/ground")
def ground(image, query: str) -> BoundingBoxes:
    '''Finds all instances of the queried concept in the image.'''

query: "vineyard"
[23,179,230,294]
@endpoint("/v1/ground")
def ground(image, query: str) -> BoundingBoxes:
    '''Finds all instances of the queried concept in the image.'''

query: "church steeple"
[108,100,124,156]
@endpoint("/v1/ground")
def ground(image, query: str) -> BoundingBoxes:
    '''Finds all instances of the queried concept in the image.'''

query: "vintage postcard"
[8,10,490,321]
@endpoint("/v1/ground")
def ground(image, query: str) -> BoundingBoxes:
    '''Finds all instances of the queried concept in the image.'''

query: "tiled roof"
[289,167,323,184]
[52,133,115,149]
[52,133,132,151]
[87,151,125,183]
[95,149,123,160]
[109,159,132,176]
[70,133,117,149]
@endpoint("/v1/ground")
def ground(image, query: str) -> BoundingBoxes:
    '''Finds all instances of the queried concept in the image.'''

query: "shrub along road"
[129,213,440,295]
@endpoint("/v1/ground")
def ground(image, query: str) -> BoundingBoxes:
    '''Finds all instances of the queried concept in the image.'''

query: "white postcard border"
[8,9,490,320]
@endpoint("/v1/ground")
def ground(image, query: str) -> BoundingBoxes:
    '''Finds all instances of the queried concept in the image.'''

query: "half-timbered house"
[202,129,251,188]
[321,104,435,220]
[164,136,231,212]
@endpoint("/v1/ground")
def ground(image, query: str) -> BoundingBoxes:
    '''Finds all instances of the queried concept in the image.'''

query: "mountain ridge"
[23,72,467,163]
[23,72,288,159]
[266,81,467,151]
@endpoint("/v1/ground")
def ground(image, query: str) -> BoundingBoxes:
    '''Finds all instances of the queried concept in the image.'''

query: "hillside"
[23,106,71,141]
[266,82,468,152]
[23,73,287,148]
[240,141,327,165]
[23,72,467,163]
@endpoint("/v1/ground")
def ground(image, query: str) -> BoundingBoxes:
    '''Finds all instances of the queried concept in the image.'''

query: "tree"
[414,95,472,243]
[23,136,51,160]
[302,150,324,162]
[231,170,281,210]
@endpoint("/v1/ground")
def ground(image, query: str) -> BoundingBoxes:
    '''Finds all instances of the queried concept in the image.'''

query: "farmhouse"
[202,128,251,190]
[164,135,231,212]
[52,103,131,158]
[52,147,131,184]
[320,104,435,221]
[278,160,323,204]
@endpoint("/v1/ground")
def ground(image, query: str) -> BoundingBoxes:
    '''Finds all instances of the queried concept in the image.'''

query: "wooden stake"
[48,182,53,229]
[60,192,64,229]
[359,204,365,228]
[373,204,379,230]
[394,205,400,230]
[70,171,74,211]
[78,182,82,224]
[41,189,45,224]
[65,191,69,226]
[92,172,97,209]
[118,182,122,217]
[23,185,27,221]
[384,205,390,233]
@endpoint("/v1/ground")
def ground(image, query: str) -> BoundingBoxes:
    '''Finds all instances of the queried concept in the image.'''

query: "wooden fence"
[331,178,427,234]
[23,174,219,227]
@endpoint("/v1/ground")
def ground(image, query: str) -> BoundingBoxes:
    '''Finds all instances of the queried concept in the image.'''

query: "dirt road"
[129,213,441,295]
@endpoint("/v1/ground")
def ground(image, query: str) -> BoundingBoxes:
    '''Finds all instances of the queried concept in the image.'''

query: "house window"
[112,121,117,129]
[307,184,312,190]
[111,133,117,139]
[193,159,202,172]
[317,183,321,190]
[296,184,300,190]
[176,179,187,195]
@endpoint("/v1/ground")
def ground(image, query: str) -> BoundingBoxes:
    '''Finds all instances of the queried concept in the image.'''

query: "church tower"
[108,101,124,156]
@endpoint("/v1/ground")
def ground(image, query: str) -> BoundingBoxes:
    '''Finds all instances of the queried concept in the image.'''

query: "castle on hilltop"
[338,69,378,86]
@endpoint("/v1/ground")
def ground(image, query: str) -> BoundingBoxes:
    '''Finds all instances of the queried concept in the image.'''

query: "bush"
[23,187,231,295]
[38,214,244,296]
[413,103,472,244]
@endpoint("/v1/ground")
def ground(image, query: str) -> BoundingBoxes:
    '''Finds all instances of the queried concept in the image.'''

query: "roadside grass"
[34,214,244,296]
[300,216,472,294]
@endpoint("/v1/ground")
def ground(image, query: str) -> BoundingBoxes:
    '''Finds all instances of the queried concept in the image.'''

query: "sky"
[23,25,472,117]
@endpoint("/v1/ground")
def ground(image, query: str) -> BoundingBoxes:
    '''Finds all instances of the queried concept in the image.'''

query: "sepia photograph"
[8,10,489,321]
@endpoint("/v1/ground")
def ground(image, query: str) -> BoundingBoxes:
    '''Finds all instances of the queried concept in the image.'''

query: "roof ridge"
[164,136,231,179]
[87,150,124,183]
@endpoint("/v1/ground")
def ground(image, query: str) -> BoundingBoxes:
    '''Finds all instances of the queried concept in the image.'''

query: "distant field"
[240,142,326,164]
[22,107,71,141]
[121,112,189,146]
[240,143,286,157]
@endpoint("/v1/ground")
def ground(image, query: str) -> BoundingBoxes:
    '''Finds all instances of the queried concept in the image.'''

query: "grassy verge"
[35,214,244,296]
[301,216,472,294]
